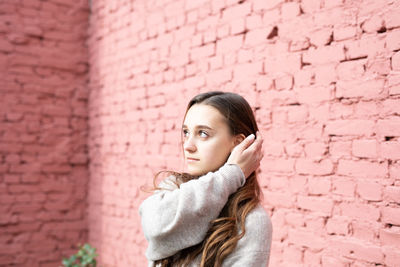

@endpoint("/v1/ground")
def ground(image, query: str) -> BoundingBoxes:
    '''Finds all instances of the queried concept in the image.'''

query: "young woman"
[139,91,272,267]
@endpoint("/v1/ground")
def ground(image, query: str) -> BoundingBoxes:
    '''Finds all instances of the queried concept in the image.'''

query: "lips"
[186,157,199,162]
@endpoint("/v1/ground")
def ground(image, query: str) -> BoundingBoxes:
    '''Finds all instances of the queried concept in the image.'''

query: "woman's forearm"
[139,163,245,260]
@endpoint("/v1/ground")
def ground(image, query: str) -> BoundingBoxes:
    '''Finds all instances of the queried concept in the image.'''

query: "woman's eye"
[182,129,189,137]
[199,130,208,138]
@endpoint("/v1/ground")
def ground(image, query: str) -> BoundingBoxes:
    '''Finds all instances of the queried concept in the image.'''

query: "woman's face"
[182,104,236,176]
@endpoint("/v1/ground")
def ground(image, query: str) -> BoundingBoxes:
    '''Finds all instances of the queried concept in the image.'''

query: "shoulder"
[238,204,273,252]
[157,175,179,191]
[245,204,272,232]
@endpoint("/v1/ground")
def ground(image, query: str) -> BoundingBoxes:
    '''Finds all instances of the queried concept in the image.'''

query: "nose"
[183,135,197,153]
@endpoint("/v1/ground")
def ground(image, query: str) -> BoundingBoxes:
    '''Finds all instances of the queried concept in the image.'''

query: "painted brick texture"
[3,0,400,266]
[0,1,89,266]
[87,1,400,266]
[87,0,400,266]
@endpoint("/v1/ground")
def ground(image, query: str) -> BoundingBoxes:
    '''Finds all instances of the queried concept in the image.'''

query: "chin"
[187,167,206,176]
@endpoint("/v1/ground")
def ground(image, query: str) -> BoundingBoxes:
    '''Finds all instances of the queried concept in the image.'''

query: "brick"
[289,36,310,51]
[233,62,262,82]
[288,228,326,250]
[339,202,380,221]
[337,159,387,179]
[352,220,379,243]
[308,177,331,195]
[282,245,302,263]
[245,14,262,30]
[304,142,327,159]
[216,24,230,39]
[254,0,284,11]
[314,7,352,26]
[304,250,321,265]
[206,68,232,86]
[237,49,252,63]
[367,57,391,76]
[264,53,301,73]
[380,141,400,160]
[274,74,293,90]
[388,74,400,94]
[333,26,357,41]
[380,228,400,248]
[294,85,333,104]
[325,120,375,136]
[294,67,314,86]
[197,15,218,31]
[287,105,308,123]
[203,29,216,43]
[0,39,13,52]
[309,29,333,47]
[185,0,208,11]
[303,44,345,65]
[222,2,251,22]
[354,100,379,118]
[261,158,295,173]
[352,139,377,158]
[264,191,294,208]
[361,14,384,33]
[390,164,400,180]
[332,238,384,263]
[332,177,353,196]
[4,173,20,183]
[224,52,237,66]
[344,35,385,60]
[297,195,333,215]
[377,118,400,137]
[321,255,349,267]
[300,0,321,13]
[282,2,300,19]
[383,246,400,267]
[385,6,400,29]
[230,17,245,34]
[382,207,400,226]
[357,180,382,201]
[326,216,349,235]
[392,51,400,71]
[190,43,215,61]
[336,59,366,81]
[386,29,400,51]
[384,186,400,203]
[183,76,205,90]
[216,35,243,54]
[336,78,385,99]
[244,28,270,47]
[315,63,336,85]
[382,99,400,116]
[295,158,334,175]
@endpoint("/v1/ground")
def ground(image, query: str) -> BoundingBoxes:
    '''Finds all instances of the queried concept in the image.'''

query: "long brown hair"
[155,91,262,267]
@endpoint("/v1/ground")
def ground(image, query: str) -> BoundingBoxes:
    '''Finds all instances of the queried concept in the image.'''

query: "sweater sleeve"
[138,163,245,261]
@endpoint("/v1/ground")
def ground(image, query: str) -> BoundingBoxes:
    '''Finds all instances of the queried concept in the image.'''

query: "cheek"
[202,139,232,163]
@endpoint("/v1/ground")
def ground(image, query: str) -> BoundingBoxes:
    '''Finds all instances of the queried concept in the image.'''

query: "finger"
[236,134,255,151]
[247,133,262,151]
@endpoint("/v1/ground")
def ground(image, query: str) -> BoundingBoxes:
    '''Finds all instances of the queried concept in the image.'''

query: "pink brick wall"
[0,0,389,266]
[0,1,89,266]
[87,0,400,266]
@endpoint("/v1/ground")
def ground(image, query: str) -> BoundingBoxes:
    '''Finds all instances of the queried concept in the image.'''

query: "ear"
[233,134,246,147]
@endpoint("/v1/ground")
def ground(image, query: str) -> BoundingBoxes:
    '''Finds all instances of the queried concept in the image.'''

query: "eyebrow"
[182,124,214,130]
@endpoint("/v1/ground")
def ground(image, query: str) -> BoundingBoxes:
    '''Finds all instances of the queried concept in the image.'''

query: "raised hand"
[227,131,264,179]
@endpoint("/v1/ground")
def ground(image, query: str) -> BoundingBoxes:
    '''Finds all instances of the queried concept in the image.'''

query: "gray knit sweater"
[139,164,273,266]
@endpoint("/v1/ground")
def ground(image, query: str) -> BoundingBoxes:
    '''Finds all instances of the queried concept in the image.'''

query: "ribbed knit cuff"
[221,163,246,187]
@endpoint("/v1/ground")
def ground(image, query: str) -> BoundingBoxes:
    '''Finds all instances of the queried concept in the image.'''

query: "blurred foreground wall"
[0,1,89,266]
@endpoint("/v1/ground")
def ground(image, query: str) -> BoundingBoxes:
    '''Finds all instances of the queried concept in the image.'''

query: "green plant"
[61,243,98,267]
